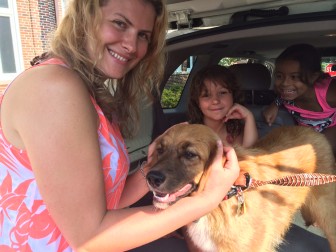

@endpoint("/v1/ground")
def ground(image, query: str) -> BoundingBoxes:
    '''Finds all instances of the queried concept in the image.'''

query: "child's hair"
[275,43,327,87]
[188,64,244,140]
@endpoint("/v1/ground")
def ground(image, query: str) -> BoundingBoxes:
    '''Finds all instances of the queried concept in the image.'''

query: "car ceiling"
[164,0,336,58]
[165,0,336,28]
[162,7,336,84]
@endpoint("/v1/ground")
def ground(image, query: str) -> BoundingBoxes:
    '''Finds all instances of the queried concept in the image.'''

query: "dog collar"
[224,172,251,200]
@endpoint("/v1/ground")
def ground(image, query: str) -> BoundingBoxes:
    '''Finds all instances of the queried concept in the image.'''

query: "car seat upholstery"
[229,63,295,138]
[125,97,170,174]
[125,98,154,173]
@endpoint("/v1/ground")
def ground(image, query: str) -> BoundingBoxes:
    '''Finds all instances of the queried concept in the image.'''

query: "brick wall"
[1,0,61,93]
[17,0,58,70]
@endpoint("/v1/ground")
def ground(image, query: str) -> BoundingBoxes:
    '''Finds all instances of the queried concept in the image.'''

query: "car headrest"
[229,63,274,105]
[229,63,271,90]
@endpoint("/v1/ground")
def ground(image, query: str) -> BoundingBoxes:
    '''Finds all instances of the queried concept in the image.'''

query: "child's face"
[274,59,308,100]
[198,79,233,122]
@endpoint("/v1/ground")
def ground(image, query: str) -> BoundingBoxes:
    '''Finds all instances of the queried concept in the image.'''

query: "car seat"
[124,98,154,173]
[228,63,295,138]
[125,97,171,174]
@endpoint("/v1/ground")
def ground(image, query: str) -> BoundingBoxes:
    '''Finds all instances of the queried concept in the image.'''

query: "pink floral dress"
[0,59,129,251]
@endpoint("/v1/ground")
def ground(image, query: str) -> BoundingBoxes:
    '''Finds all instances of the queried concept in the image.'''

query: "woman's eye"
[138,32,150,42]
[113,20,126,29]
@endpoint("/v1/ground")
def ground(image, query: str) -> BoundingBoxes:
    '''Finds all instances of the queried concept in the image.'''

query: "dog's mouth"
[151,183,196,209]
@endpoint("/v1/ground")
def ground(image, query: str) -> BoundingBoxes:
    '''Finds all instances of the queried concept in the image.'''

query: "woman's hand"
[199,141,240,206]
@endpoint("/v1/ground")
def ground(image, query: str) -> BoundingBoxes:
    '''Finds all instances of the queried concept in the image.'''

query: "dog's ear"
[193,139,222,195]
[204,140,221,171]
[146,136,163,168]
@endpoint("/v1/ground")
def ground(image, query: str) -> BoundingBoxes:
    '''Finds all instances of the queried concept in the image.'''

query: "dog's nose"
[146,171,166,188]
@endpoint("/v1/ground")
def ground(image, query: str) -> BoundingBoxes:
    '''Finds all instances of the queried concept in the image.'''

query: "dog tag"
[236,189,245,216]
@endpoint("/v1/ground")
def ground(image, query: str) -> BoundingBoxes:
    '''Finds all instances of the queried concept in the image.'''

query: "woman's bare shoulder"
[10,64,90,106]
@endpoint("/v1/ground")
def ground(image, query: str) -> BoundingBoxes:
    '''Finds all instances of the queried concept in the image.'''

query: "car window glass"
[161,56,196,109]
[161,57,272,109]
[323,57,336,76]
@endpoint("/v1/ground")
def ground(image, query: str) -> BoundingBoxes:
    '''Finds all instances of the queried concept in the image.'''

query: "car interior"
[126,1,336,251]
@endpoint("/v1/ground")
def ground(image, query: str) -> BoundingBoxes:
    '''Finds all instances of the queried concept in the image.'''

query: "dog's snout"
[146,171,166,188]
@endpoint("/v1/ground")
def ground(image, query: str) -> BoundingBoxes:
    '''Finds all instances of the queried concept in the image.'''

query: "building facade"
[0,0,67,92]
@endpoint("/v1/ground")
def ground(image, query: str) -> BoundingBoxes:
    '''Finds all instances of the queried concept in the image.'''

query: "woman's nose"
[121,32,137,54]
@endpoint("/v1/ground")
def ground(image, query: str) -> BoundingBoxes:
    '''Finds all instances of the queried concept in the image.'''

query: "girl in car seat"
[188,64,258,148]
[263,43,336,158]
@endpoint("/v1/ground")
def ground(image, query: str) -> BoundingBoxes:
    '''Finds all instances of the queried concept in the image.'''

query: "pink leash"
[249,173,336,188]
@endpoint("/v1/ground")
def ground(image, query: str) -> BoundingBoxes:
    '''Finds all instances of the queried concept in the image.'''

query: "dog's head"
[146,123,220,209]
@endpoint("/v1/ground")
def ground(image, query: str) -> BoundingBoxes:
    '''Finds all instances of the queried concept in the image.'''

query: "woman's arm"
[10,66,239,252]
[117,162,149,208]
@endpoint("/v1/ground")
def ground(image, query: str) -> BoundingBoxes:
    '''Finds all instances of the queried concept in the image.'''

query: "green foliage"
[219,57,245,67]
[161,83,184,108]
[321,62,328,72]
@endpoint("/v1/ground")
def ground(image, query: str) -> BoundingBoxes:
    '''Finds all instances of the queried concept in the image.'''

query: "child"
[263,43,336,157]
[188,64,258,148]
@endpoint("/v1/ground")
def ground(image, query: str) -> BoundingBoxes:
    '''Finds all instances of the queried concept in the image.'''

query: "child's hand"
[263,103,279,126]
[224,103,252,122]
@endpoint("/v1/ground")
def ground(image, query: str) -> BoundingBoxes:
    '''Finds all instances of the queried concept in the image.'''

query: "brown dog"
[145,124,336,252]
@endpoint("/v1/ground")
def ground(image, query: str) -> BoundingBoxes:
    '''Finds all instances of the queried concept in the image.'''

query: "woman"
[0,0,240,251]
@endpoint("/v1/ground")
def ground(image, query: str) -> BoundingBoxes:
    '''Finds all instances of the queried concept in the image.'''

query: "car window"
[161,54,335,110]
[161,56,196,109]
[323,57,336,77]
[161,57,272,109]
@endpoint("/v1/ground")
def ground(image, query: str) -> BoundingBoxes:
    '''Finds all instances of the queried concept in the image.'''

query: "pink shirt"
[0,59,129,251]
[283,77,336,132]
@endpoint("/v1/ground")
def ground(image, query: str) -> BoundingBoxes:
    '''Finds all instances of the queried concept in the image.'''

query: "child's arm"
[263,97,283,126]
[326,78,336,107]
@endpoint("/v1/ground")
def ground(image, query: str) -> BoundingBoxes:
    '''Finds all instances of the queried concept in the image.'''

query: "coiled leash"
[225,172,336,215]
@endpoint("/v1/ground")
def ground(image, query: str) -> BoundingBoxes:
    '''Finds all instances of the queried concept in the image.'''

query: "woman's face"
[88,0,156,79]
[274,59,308,100]
[198,79,234,122]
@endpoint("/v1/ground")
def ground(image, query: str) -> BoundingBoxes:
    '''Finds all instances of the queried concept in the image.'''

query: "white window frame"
[0,0,23,82]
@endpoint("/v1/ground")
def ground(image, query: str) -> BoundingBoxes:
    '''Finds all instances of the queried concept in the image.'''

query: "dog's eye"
[157,147,164,155]
[184,151,197,160]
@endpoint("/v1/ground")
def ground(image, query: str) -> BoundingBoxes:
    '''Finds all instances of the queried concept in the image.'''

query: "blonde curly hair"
[47,0,167,138]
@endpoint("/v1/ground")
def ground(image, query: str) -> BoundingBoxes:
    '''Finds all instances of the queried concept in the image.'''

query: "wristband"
[274,97,283,107]
[139,161,147,178]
